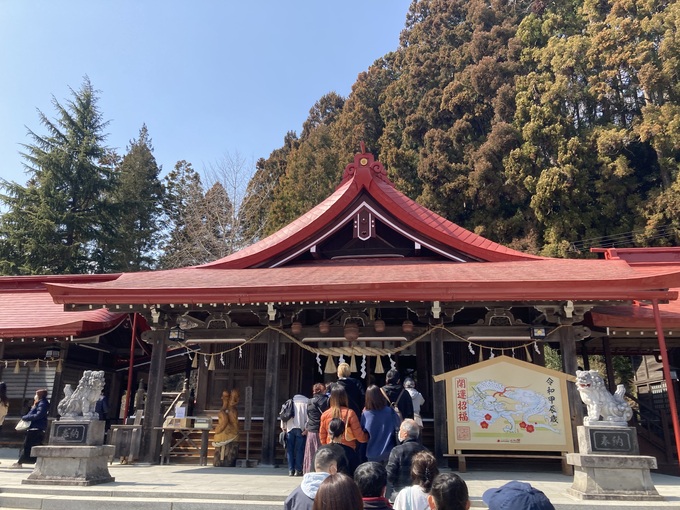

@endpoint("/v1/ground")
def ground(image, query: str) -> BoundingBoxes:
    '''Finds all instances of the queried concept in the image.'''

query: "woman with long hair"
[360,385,401,463]
[0,382,9,430]
[303,382,330,473]
[12,388,49,468]
[319,384,367,449]
[312,472,364,510]
[392,451,440,510]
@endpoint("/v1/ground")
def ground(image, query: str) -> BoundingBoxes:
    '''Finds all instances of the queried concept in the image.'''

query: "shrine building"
[1,147,679,471]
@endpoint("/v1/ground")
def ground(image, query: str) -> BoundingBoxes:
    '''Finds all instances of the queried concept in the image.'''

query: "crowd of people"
[282,366,555,510]
[281,365,414,480]
[285,446,555,510]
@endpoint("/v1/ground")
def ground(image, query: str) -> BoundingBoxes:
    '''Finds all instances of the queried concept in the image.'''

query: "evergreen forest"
[1,0,679,275]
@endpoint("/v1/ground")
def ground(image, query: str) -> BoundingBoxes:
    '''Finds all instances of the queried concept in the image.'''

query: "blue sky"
[0,1,411,185]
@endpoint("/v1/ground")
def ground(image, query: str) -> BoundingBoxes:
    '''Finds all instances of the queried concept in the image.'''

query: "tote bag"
[15,419,30,431]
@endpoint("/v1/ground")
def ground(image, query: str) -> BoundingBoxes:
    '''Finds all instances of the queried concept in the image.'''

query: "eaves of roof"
[587,248,680,329]
[0,289,125,338]
[45,258,680,305]
[590,289,680,328]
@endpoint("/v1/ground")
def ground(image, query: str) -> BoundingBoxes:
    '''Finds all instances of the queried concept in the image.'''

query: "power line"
[568,224,678,253]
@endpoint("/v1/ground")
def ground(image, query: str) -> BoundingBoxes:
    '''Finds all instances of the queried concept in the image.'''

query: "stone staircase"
[0,485,286,510]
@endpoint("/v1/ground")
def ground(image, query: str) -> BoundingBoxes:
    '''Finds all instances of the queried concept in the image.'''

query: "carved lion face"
[575,370,604,392]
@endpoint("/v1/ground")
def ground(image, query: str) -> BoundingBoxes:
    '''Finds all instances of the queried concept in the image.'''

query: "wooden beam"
[260,329,280,466]
[140,329,167,463]
[194,344,209,414]
[559,325,583,451]
[431,328,448,467]
[602,337,616,392]
[580,340,590,371]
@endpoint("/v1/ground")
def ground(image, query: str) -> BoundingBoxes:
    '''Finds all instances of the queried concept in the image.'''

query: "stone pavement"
[0,448,678,509]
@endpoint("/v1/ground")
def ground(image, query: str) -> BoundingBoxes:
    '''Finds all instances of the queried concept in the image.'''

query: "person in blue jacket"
[361,385,401,463]
[12,388,49,468]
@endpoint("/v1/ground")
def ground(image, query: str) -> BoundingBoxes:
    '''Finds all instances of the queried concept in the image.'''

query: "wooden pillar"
[194,347,209,414]
[602,336,616,392]
[49,343,69,418]
[260,329,280,466]
[140,329,168,463]
[580,341,590,371]
[431,328,447,466]
[109,371,123,424]
[559,325,583,447]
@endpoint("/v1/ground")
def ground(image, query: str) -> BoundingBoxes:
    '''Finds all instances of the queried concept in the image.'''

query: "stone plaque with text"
[588,428,635,454]
[51,423,89,445]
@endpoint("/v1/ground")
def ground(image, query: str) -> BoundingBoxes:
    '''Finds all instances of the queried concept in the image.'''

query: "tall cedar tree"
[160,160,207,268]
[108,124,165,271]
[0,77,117,274]
[252,0,679,253]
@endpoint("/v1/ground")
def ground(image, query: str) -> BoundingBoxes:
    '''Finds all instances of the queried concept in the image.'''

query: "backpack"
[278,398,295,422]
[381,387,405,423]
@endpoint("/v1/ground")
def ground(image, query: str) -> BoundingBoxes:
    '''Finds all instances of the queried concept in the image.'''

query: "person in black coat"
[12,388,49,468]
[335,362,365,418]
[382,369,414,420]
[303,383,330,473]
[386,419,427,497]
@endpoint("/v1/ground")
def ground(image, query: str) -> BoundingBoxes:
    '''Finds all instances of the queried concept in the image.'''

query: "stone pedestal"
[23,419,115,486]
[566,426,662,501]
[23,445,115,486]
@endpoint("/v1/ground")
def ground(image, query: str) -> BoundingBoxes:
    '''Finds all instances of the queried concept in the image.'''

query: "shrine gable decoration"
[433,356,575,453]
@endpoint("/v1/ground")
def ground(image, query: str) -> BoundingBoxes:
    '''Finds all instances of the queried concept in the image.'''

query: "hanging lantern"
[318,320,330,334]
[45,346,61,360]
[344,322,359,341]
[402,320,414,333]
[374,356,385,374]
[324,355,337,374]
[291,321,302,335]
[168,325,186,342]
[374,319,385,333]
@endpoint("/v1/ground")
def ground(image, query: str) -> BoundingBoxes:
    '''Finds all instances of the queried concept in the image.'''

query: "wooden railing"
[628,393,677,464]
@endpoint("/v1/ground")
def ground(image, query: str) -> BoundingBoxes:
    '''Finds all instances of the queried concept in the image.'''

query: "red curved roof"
[35,152,680,311]
[200,150,542,269]
[590,247,680,328]
[0,275,126,339]
[46,258,680,305]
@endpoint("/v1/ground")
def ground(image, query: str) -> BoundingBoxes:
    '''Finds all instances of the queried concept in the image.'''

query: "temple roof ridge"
[199,146,543,269]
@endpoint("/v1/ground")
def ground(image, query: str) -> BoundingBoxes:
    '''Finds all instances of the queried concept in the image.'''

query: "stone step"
[1,485,286,501]
[0,492,284,510]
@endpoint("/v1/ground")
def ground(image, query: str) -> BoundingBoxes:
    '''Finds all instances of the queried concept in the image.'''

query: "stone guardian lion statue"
[575,369,633,425]
[57,370,106,419]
